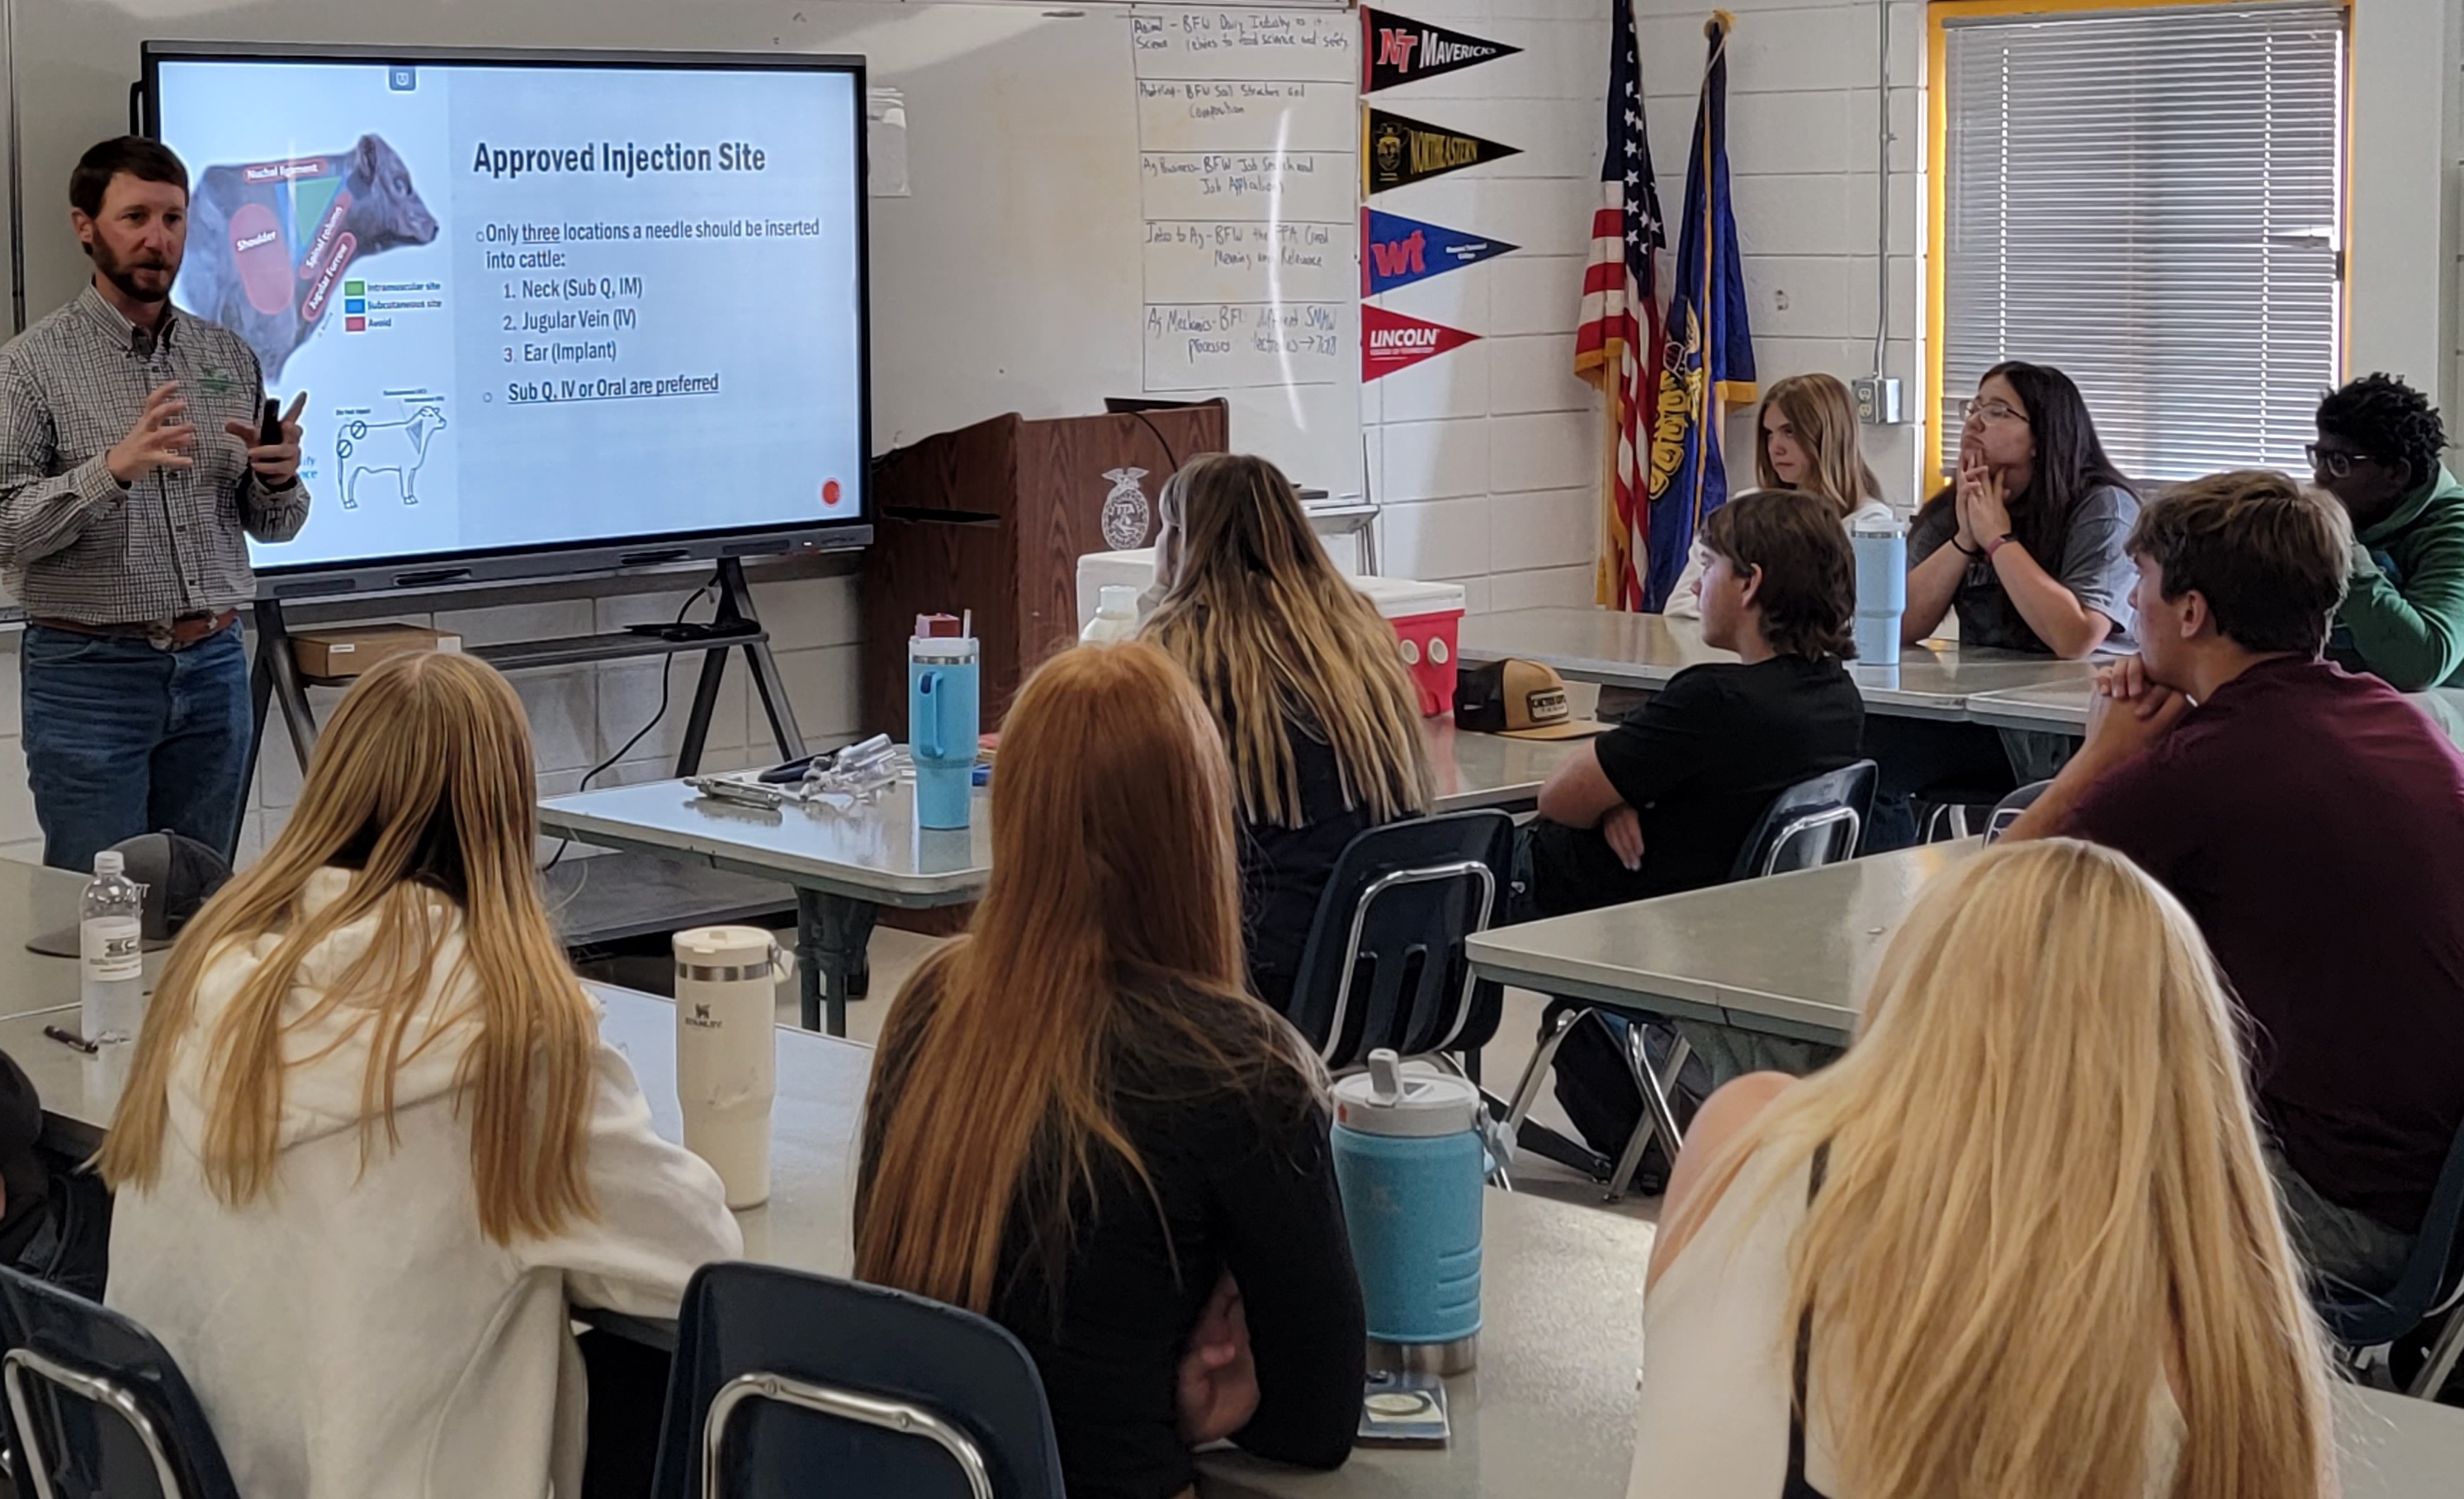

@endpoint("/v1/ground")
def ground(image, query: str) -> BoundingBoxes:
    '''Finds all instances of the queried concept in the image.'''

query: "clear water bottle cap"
[92,851,123,877]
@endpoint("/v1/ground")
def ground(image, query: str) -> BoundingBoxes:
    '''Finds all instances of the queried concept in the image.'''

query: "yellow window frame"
[1923,0,2353,494]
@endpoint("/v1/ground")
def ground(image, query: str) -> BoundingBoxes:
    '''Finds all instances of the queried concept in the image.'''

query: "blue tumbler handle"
[915,669,945,760]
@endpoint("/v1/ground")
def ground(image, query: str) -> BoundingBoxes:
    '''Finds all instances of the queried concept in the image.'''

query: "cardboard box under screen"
[290,625,463,680]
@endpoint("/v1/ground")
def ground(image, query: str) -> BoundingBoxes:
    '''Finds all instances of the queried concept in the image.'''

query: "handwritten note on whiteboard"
[1131,12,1358,83]
[1134,9,1358,412]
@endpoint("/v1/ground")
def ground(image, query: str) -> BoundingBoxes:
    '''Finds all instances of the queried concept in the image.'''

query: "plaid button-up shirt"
[0,284,310,624]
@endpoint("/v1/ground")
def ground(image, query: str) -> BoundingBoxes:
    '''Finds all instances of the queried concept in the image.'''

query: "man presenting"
[0,137,308,871]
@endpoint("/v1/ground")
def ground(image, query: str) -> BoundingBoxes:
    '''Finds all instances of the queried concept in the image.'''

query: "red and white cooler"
[1074,550,1467,716]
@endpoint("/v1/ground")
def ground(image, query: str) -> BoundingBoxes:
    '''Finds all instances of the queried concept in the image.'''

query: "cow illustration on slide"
[335,402,447,509]
[182,135,440,381]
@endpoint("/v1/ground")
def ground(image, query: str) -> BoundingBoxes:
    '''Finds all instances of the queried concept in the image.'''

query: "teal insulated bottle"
[1331,1050,1485,1372]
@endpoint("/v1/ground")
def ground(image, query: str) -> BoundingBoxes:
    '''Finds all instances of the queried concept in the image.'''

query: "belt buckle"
[145,619,177,652]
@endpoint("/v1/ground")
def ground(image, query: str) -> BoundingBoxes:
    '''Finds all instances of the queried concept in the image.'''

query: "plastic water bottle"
[1079,585,1142,645]
[80,851,146,1047]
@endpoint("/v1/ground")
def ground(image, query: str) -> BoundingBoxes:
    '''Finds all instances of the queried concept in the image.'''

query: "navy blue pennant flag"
[1361,208,1518,296]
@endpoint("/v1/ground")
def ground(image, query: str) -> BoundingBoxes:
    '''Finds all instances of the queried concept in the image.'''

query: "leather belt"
[31,609,238,651]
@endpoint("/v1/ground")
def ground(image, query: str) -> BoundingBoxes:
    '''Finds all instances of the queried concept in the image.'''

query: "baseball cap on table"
[26,832,234,958]
[1452,659,1610,740]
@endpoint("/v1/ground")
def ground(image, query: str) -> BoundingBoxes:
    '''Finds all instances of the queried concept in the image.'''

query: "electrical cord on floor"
[541,585,714,877]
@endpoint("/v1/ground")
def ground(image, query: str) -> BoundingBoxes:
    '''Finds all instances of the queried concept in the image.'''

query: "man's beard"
[87,239,177,305]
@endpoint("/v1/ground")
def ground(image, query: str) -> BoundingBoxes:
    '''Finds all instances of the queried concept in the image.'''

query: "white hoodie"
[107,868,744,1499]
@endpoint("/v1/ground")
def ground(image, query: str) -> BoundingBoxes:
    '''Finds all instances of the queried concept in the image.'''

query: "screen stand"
[243,558,809,805]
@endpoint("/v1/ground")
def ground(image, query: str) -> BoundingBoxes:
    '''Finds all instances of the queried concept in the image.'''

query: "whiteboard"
[0,0,1364,498]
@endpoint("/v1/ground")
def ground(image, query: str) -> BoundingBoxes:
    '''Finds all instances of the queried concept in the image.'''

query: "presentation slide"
[150,55,867,574]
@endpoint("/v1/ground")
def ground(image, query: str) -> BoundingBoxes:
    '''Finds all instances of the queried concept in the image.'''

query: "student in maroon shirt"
[2008,470,2464,1296]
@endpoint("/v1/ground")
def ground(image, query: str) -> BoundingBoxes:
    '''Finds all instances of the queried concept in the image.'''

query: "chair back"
[2316,1111,2464,1350]
[1728,761,1877,881]
[1982,779,2053,844]
[1283,810,1515,1068]
[0,1265,240,1499]
[650,1262,1065,1499]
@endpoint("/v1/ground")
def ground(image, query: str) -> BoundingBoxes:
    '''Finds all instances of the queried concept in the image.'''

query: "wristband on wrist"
[1952,537,1984,558]
[1984,533,2017,561]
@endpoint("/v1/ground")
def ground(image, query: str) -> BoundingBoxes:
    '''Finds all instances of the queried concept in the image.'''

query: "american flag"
[1574,0,1666,612]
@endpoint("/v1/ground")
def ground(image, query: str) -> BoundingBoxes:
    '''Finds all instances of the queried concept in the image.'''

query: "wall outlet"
[1853,376,1904,426]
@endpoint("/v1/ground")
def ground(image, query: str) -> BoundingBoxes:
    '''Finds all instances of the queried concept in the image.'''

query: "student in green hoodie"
[2311,373,2464,690]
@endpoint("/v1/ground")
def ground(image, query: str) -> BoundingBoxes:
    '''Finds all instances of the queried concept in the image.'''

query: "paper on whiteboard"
[867,87,910,198]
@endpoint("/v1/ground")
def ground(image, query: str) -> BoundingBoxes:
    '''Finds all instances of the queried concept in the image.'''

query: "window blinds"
[1939,2,2344,484]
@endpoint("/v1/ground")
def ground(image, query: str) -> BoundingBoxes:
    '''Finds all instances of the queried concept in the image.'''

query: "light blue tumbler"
[1331,1050,1485,1374]
[1852,519,1907,666]
[907,616,979,831]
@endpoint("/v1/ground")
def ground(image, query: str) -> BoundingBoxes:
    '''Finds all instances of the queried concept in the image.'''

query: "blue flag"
[1642,13,1757,613]
[1362,208,1518,296]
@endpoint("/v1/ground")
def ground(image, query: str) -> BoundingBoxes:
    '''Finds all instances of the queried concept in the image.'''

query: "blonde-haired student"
[1630,839,2334,1499]
[1144,452,1432,1010]
[102,652,740,1499]
[1665,373,1893,619]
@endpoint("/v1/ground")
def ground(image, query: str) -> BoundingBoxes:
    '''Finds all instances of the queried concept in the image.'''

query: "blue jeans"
[21,623,253,872]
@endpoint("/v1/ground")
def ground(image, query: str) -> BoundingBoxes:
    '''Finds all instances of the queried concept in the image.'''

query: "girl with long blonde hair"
[1630,839,2334,1499]
[856,642,1364,1499]
[1142,452,1431,1010]
[1667,372,1892,618]
[101,651,739,1499]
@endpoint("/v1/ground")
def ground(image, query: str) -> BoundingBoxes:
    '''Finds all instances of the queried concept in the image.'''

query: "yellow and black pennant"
[1362,108,1521,196]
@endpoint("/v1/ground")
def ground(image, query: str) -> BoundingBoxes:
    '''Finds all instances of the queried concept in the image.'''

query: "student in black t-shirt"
[1143,453,1432,1012]
[1522,489,1867,920]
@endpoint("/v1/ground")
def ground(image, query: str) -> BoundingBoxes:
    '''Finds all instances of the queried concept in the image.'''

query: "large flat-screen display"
[142,45,869,587]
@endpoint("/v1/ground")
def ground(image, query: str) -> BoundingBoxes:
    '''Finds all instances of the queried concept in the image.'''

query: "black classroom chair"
[1502,761,1877,1200]
[1280,810,1516,1073]
[0,1264,242,1499]
[2317,1114,2464,1401]
[649,1262,1065,1499]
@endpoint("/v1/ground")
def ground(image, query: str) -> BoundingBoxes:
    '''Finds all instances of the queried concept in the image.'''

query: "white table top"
[539,722,1588,903]
[1467,843,1981,1043]
[13,984,873,1281]
[1969,679,2464,749]
[14,975,2457,1497]
[1459,608,2102,722]
[539,777,995,908]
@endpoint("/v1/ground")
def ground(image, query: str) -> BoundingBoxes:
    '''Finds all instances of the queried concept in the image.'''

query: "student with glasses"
[1864,362,2140,847]
[2310,372,2464,690]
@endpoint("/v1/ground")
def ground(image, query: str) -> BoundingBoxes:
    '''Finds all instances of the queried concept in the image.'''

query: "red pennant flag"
[1362,305,1478,381]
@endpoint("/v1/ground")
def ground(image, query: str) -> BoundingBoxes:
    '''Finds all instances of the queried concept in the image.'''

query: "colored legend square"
[344,280,365,296]
[343,298,366,315]
[345,316,367,333]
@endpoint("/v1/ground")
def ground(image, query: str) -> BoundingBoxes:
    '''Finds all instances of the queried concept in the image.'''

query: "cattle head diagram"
[182,133,440,381]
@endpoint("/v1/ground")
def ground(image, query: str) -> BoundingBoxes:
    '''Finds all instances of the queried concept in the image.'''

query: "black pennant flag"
[1363,108,1522,195]
[1363,8,1522,92]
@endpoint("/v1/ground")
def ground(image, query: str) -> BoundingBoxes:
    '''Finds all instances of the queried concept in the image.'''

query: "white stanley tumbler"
[673,925,778,1208]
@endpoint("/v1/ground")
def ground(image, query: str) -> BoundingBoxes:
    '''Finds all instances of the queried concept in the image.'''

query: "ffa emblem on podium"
[1101,467,1152,551]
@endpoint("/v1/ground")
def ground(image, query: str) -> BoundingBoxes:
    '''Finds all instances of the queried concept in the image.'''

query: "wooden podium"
[862,404,1227,735]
